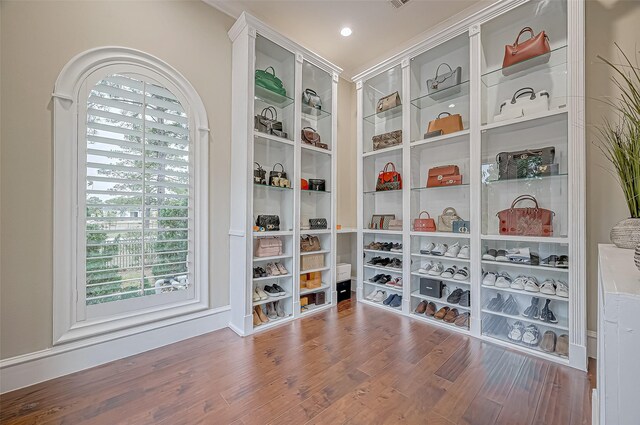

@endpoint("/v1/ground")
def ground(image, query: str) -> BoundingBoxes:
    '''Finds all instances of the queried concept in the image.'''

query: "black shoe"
[540,299,558,324]
[459,290,470,307]
[272,284,286,295]
[383,294,397,305]
[447,288,464,304]
[502,295,519,315]
[263,285,279,297]
[487,293,504,312]
[523,297,540,319]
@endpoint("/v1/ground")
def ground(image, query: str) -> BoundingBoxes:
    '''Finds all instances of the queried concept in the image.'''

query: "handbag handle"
[254,162,264,171]
[261,106,277,120]
[418,211,431,219]
[513,27,534,46]
[264,66,276,76]
[302,126,320,143]
[304,88,317,96]
[437,112,452,119]
[272,163,285,173]
[434,63,453,78]
[441,207,458,216]
[511,87,536,104]
[510,194,539,209]
[382,162,397,173]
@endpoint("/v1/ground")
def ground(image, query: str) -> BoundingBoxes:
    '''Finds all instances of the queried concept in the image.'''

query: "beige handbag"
[376,92,401,113]
[437,207,462,232]
[372,130,402,151]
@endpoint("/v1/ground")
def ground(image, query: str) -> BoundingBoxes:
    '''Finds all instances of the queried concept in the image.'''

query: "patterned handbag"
[253,162,266,185]
[255,215,280,231]
[496,146,555,180]
[369,214,395,230]
[372,130,402,151]
[497,195,554,237]
[309,218,328,230]
[375,162,402,191]
[437,208,462,232]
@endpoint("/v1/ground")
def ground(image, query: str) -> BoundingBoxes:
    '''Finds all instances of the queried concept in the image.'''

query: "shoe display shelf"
[355,0,585,369]
[229,13,341,335]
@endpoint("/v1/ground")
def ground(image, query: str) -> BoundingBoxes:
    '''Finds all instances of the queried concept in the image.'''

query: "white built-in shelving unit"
[228,13,341,335]
[355,0,586,369]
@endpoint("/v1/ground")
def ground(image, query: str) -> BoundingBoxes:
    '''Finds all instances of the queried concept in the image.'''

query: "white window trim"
[53,47,210,345]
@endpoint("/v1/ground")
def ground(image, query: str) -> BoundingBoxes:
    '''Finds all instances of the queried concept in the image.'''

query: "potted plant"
[597,45,640,249]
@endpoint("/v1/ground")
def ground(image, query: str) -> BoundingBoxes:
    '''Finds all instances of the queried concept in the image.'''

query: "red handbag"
[503,27,551,71]
[301,179,309,190]
[376,162,402,191]
[413,211,436,232]
[427,165,462,187]
[497,195,554,237]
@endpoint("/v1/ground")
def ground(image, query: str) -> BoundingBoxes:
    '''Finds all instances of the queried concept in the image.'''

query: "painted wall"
[584,0,640,332]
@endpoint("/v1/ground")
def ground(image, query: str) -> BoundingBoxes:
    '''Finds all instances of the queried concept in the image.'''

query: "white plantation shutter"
[84,73,192,305]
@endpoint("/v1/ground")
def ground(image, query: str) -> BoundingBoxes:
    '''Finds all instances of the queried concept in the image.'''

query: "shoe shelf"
[300,283,331,295]
[410,272,470,286]
[410,312,471,332]
[481,259,569,273]
[481,308,568,332]
[482,333,568,363]
[364,280,404,293]
[300,249,330,256]
[300,303,332,315]
[361,298,403,312]
[364,248,403,256]
[253,293,292,307]
[363,264,403,274]
[253,273,293,282]
[410,290,470,311]
[253,254,292,262]
[253,315,295,333]
[482,284,569,302]
[412,253,469,263]
[354,0,584,369]
[410,231,471,239]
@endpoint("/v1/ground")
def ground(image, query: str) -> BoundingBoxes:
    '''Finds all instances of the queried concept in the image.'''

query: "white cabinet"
[228,13,341,335]
[595,244,640,425]
[355,0,586,369]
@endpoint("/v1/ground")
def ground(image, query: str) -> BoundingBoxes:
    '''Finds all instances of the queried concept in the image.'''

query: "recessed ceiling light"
[449,104,456,108]
[340,27,352,37]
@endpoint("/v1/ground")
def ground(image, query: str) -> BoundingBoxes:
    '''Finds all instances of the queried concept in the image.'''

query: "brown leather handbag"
[376,91,401,113]
[502,27,551,71]
[425,112,464,138]
[413,211,436,232]
[300,235,321,252]
[301,127,328,150]
[497,195,554,237]
[427,165,462,187]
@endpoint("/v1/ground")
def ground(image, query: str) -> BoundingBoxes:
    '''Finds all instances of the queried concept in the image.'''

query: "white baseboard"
[587,330,597,359]
[0,306,230,394]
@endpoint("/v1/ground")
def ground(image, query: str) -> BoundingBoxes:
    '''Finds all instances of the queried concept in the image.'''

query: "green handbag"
[255,66,286,97]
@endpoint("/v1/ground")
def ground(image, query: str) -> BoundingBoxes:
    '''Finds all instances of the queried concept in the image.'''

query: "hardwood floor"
[0,299,595,425]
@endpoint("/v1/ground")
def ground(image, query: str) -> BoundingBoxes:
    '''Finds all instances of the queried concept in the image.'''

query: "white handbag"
[494,88,550,122]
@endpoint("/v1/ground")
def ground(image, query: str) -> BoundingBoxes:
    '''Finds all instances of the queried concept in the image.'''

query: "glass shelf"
[481,45,567,88]
[301,105,331,121]
[254,85,295,109]
[411,184,470,191]
[363,104,403,124]
[483,173,568,185]
[363,189,403,195]
[254,183,294,191]
[301,189,331,194]
[410,80,470,109]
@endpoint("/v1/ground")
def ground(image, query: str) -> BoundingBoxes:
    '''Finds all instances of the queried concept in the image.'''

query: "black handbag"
[308,179,326,191]
[420,278,443,298]
[309,218,328,229]
[254,106,287,138]
[254,162,266,185]
[302,88,322,110]
[256,215,280,231]
[496,146,555,180]
[269,163,287,186]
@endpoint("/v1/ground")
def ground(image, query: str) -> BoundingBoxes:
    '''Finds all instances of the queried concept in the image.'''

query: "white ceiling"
[207,0,490,79]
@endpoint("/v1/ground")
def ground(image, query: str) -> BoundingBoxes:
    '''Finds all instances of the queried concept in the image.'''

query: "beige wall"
[584,0,640,332]
[0,0,235,359]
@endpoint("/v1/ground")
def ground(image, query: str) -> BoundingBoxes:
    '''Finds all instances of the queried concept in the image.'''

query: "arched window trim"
[53,47,210,345]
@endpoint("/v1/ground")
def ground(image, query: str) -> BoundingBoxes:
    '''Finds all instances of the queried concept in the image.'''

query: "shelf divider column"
[355,80,364,301]
[401,59,411,315]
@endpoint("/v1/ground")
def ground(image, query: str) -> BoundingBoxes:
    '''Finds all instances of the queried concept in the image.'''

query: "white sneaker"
[421,242,435,254]
[253,288,261,302]
[483,272,497,286]
[453,267,470,281]
[372,290,387,303]
[365,288,378,300]
[428,262,444,276]
[444,242,460,258]
[458,245,470,259]
[540,279,556,295]
[524,277,540,292]
[431,243,448,256]
[418,262,434,274]
[441,266,458,279]
[556,280,569,298]
[495,272,512,288]
[510,275,527,290]
[256,287,269,300]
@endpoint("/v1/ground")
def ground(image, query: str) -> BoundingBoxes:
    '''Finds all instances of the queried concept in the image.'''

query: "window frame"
[53,47,210,345]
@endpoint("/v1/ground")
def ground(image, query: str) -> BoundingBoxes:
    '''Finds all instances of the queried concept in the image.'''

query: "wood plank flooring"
[0,299,595,425]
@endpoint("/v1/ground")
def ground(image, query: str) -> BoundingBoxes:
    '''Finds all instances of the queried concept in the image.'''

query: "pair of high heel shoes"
[253,301,285,326]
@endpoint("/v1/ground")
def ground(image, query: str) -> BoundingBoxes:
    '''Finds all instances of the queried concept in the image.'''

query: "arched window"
[52,48,209,344]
